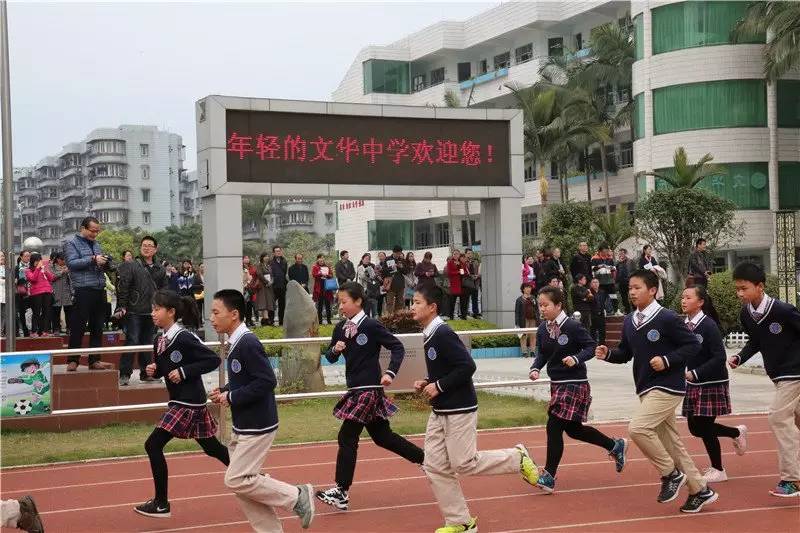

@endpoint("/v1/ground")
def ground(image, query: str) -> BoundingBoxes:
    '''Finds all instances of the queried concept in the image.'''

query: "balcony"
[37,176,59,188]
[88,152,127,164]
[38,196,60,209]
[60,165,81,177]
[19,187,38,199]
[21,204,37,216]
[62,206,87,220]
[91,197,128,210]
[88,176,128,189]
[459,67,509,90]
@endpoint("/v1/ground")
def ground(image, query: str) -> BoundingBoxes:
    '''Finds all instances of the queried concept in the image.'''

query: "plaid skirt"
[334,388,398,425]
[682,382,732,417]
[157,404,218,439]
[549,382,592,423]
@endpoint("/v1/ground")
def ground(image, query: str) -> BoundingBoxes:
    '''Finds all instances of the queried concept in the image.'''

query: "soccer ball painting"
[13,399,34,416]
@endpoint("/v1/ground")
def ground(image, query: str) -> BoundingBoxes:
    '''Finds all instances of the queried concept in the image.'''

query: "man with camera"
[63,217,114,371]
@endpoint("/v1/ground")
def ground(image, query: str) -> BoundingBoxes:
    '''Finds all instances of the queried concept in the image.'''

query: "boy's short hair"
[695,238,706,247]
[340,250,348,258]
[213,289,246,321]
[732,262,766,285]
[141,235,158,247]
[416,285,444,314]
[520,283,533,292]
[630,268,659,290]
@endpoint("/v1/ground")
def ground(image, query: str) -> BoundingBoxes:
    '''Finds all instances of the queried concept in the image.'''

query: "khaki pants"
[520,318,537,355]
[628,390,706,494]
[2,499,20,528]
[769,380,800,481]
[423,411,519,525]
[224,432,298,533]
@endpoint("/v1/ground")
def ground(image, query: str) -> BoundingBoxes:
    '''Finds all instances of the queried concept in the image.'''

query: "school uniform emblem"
[169,350,182,363]
[427,347,437,360]
[557,334,569,346]
[647,329,661,342]
[356,333,368,346]
[695,334,703,344]
[230,359,242,373]
[769,322,782,334]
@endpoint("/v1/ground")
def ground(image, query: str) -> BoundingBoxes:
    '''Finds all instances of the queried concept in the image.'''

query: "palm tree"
[651,147,727,189]
[733,1,800,81]
[242,196,277,243]
[593,208,634,251]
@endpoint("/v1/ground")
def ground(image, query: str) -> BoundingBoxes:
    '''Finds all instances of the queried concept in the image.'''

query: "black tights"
[545,413,615,476]
[145,427,230,505]
[335,418,424,490]
[687,415,740,471]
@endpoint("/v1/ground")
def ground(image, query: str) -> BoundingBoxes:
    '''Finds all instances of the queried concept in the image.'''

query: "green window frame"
[633,14,644,61]
[652,1,764,55]
[653,80,766,135]
[655,162,769,209]
[778,80,800,128]
[779,162,800,209]
[363,60,410,95]
[633,92,645,140]
[367,220,412,251]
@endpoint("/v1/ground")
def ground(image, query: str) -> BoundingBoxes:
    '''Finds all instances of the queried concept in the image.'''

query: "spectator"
[15,251,30,337]
[194,262,205,323]
[570,241,593,282]
[382,245,407,314]
[114,235,167,386]
[639,244,667,301]
[25,253,56,337]
[312,254,334,324]
[533,249,546,288]
[543,247,566,285]
[591,244,617,314]
[465,248,481,318]
[376,251,388,316]
[176,260,195,298]
[335,250,356,287]
[459,253,476,317]
[521,255,536,286]
[256,252,275,326]
[589,278,607,344]
[122,250,134,262]
[164,263,180,292]
[445,249,467,320]
[270,246,289,326]
[356,253,380,317]
[288,253,310,292]
[404,252,417,308]
[104,272,116,331]
[688,238,712,287]
[570,273,593,330]
[242,256,259,327]
[63,216,113,371]
[515,283,537,357]
[615,248,634,314]
[49,252,72,335]
[415,251,439,290]
[547,276,563,289]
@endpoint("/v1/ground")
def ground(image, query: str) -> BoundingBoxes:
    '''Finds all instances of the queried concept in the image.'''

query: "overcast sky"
[7,1,495,168]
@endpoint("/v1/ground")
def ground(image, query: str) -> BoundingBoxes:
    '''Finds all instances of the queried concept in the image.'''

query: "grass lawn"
[0,392,547,467]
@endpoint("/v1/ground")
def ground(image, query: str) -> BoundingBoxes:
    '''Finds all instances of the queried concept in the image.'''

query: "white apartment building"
[11,125,188,254]
[332,1,636,265]
[333,0,800,274]
[242,199,338,243]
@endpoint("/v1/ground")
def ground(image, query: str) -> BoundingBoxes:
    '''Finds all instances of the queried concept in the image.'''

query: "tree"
[273,230,335,264]
[651,147,727,189]
[153,223,203,264]
[242,196,277,243]
[443,89,461,108]
[635,188,743,288]
[540,201,598,267]
[96,227,142,263]
[593,209,634,251]
[733,1,800,81]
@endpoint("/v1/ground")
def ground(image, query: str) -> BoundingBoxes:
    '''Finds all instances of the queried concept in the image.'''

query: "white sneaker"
[702,467,728,483]
[733,425,748,456]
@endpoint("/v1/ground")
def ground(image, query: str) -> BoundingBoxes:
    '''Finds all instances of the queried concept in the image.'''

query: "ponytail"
[691,285,721,325]
[152,289,201,329]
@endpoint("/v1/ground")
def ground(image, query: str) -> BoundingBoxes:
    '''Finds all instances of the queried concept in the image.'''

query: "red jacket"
[26,266,56,296]
[445,259,462,296]
[312,263,334,302]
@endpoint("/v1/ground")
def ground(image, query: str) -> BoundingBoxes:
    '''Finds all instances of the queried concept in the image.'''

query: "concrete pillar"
[202,194,244,339]
[480,197,522,327]
[643,6,656,194]
[767,79,780,275]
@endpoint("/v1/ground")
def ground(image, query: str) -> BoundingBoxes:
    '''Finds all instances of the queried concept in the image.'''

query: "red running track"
[1,413,797,532]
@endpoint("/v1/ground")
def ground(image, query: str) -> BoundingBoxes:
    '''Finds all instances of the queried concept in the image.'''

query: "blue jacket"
[423,321,478,414]
[607,307,700,396]
[736,298,800,382]
[531,315,596,383]
[63,234,106,289]
[223,332,279,434]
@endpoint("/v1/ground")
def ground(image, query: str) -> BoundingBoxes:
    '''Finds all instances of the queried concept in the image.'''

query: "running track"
[1,414,797,532]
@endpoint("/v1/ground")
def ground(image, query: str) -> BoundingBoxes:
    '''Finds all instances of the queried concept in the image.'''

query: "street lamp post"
[1,1,16,350]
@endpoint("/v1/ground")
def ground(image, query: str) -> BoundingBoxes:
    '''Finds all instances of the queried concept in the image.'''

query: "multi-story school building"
[331,0,800,274]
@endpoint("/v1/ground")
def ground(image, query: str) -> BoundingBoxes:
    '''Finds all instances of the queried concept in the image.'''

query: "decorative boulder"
[280,280,326,392]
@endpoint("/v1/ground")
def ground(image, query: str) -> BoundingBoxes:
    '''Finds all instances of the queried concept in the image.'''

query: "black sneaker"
[315,486,349,511]
[609,438,627,473]
[680,488,718,513]
[657,470,687,503]
[134,499,171,518]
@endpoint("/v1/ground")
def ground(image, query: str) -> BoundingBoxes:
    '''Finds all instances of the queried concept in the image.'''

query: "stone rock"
[281,280,326,392]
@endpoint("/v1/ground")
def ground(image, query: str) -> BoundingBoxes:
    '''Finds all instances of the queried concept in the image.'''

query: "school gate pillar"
[481,197,522,327]
[201,193,243,331]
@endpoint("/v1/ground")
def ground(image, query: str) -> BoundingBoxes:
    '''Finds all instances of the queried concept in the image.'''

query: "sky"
[6,1,495,169]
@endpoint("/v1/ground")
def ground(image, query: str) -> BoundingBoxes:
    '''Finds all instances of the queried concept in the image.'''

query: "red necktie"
[344,321,357,339]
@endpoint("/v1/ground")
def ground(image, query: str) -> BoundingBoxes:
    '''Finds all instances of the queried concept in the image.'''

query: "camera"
[97,254,115,271]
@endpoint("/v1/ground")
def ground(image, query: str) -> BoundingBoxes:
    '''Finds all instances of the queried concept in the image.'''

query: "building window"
[368,220,412,250]
[778,80,800,128]
[779,162,800,209]
[633,92,645,140]
[478,59,488,74]
[461,220,477,247]
[633,14,644,61]
[325,213,334,226]
[515,44,533,64]
[140,144,150,157]
[141,189,150,203]
[141,165,150,179]
[626,202,636,221]
[143,212,151,225]
[522,213,538,237]
[655,162,769,209]
[652,1,764,55]
[493,51,510,70]
[435,222,450,247]
[653,80,766,135]
[618,141,633,167]
[415,222,432,248]
[575,33,583,50]
[363,59,410,95]
[412,74,426,92]
[430,67,445,86]
[524,163,535,182]
[457,62,471,82]
[547,37,563,58]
